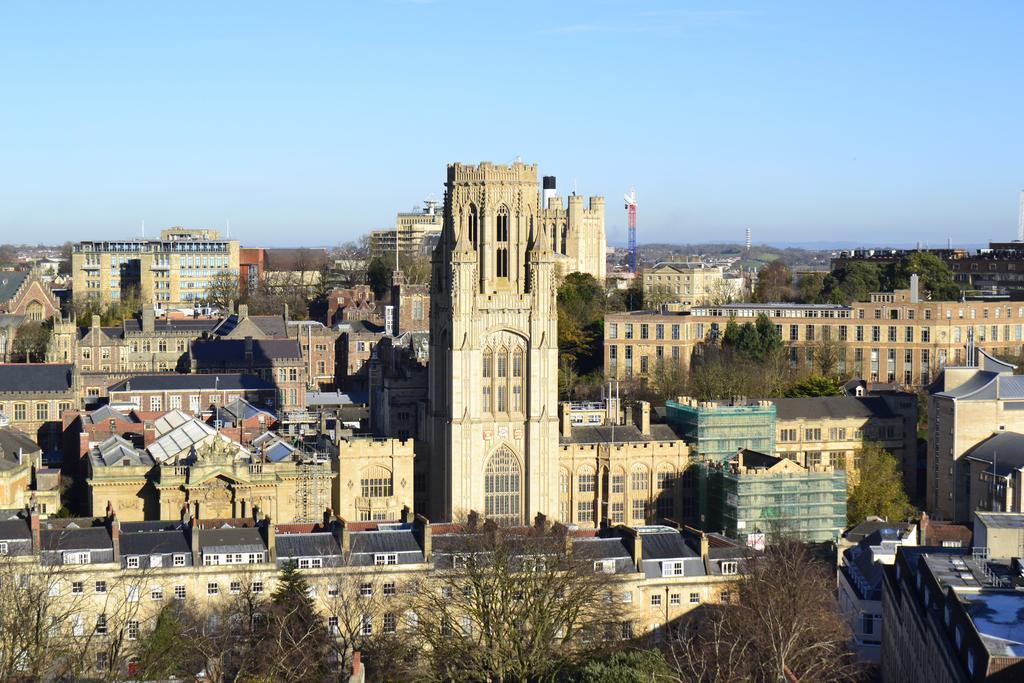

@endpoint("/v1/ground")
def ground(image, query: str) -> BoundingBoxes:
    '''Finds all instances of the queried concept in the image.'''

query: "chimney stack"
[633,400,651,435]
[142,307,155,333]
[91,314,101,330]
[414,514,432,562]
[559,403,572,438]
[29,507,40,552]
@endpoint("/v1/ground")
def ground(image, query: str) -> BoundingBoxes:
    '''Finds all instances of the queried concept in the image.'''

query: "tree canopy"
[753,260,792,303]
[783,374,843,398]
[847,442,916,525]
[816,252,961,305]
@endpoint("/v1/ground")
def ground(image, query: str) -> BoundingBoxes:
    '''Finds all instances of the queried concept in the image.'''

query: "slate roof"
[560,423,681,445]
[213,314,288,339]
[108,373,275,392]
[0,313,25,330]
[843,518,915,544]
[735,448,782,469]
[277,532,343,558]
[0,517,30,540]
[120,529,191,556]
[771,396,897,420]
[341,320,385,335]
[962,432,1024,476]
[0,427,41,466]
[0,271,28,304]
[0,364,74,393]
[350,529,422,555]
[570,536,631,560]
[640,531,698,560]
[122,318,219,333]
[190,338,302,363]
[40,526,112,551]
[198,527,266,554]
[81,405,139,426]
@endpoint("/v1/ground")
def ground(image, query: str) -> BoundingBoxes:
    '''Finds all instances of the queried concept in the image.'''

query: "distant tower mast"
[624,188,637,273]
[745,227,752,251]
[1018,189,1024,242]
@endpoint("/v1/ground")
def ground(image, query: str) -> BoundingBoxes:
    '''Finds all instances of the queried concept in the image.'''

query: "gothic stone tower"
[426,161,560,525]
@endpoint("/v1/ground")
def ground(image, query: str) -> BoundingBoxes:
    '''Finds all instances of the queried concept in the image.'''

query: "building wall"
[606,292,1024,388]
[540,194,606,281]
[0,389,77,449]
[333,437,415,522]
[72,229,240,308]
[642,263,727,309]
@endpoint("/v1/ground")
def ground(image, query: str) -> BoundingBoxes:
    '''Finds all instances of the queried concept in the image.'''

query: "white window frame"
[662,560,685,577]
[594,559,616,574]
[173,553,187,566]
[173,584,186,601]
[721,560,738,575]
[126,555,140,568]
[374,553,397,566]
[63,551,90,565]
[0,542,8,555]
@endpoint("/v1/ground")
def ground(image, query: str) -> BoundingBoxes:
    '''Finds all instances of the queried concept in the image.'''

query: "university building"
[605,282,1024,389]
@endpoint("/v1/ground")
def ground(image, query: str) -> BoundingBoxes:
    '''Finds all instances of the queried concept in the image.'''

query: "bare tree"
[205,270,241,312]
[667,538,859,683]
[409,522,624,682]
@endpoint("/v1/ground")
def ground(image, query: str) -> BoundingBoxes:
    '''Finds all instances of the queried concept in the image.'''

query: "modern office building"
[71,228,240,308]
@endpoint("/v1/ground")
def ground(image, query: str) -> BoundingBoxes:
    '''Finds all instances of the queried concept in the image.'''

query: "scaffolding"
[295,454,333,523]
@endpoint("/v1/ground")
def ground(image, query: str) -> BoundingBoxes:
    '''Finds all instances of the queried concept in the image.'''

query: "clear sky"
[1,1,1022,248]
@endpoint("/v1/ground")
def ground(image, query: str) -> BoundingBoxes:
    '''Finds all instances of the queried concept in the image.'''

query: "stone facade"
[333,436,415,522]
[642,262,739,309]
[540,190,606,281]
[426,161,561,524]
[0,268,60,321]
[606,287,1024,389]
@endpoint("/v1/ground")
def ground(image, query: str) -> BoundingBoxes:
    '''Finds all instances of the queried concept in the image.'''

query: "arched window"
[467,204,478,250]
[360,466,393,498]
[560,223,568,255]
[511,349,523,412]
[26,300,44,322]
[631,464,650,492]
[656,465,676,490]
[577,466,596,494]
[496,207,510,278]
[482,349,493,412]
[484,447,521,526]
[550,224,557,252]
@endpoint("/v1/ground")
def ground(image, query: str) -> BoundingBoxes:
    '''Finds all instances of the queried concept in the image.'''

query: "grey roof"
[120,529,190,556]
[198,527,265,553]
[571,536,631,560]
[108,373,275,392]
[0,313,26,330]
[190,338,302,363]
[560,423,682,445]
[82,405,139,426]
[0,364,74,393]
[277,532,343,558]
[219,397,274,425]
[0,427,41,467]
[974,511,1024,529]
[40,527,112,551]
[843,518,915,543]
[213,314,288,339]
[0,517,30,541]
[771,396,897,421]
[123,318,219,333]
[341,320,385,335]
[350,529,422,555]
[640,531,697,560]
[933,368,1024,401]
[962,432,1024,476]
[0,271,28,303]
[960,591,1024,658]
[91,434,155,467]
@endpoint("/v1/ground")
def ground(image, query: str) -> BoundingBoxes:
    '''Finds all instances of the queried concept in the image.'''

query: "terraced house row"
[0,507,745,678]
[606,283,1024,388]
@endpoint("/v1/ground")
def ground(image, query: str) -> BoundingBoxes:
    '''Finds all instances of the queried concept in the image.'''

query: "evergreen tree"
[267,561,331,682]
[784,374,843,397]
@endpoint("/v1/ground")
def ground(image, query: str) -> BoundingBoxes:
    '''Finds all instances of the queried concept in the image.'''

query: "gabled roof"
[0,364,74,393]
[82,405,140,426]
[640,531,698,560]
[40,526,112,551]
[91,435,155,467]
[147,417,219,464]
[218,397,275,425]
[154,409,193,436]
[0,271,28,304]
[0,427,42,465]
[213,314,288,339]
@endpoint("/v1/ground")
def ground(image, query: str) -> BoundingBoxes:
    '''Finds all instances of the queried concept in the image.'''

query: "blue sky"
[1,1,1022,247]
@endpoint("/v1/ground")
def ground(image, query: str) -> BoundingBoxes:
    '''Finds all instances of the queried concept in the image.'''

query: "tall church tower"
[426,162,560,524]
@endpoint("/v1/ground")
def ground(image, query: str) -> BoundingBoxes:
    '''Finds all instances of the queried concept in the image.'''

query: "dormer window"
[374,553,398,566]
[721,561,738,575]
[594,560,615,574]
[63,551,90,565]
[662,560,685,577]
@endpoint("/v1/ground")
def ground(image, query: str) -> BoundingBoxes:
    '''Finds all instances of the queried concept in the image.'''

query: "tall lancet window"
[482,349,493,412]
[468,204,478,250]
[484,446,521,526]
[496,206,510,278]
[512,348,523,412]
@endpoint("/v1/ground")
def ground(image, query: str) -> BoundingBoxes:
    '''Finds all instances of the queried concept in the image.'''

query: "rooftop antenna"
[1018,190,1024,242]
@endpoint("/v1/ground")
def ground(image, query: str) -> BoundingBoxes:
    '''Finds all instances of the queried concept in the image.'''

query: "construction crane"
[624,188,638,273]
